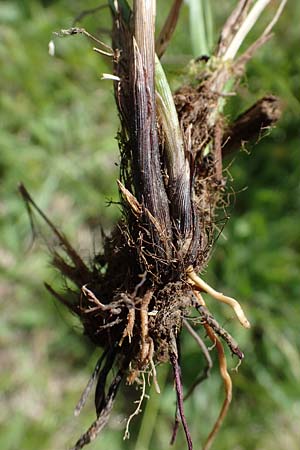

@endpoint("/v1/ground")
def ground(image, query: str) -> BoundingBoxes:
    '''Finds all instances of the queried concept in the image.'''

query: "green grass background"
[0,1,299,449]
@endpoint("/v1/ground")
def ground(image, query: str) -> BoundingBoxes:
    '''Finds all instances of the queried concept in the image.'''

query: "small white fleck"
[48,40,55,56]
[101,73,121,81]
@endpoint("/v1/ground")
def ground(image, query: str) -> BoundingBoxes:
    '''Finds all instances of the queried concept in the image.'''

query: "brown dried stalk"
[155,0,184,58]
[222,95,282,157]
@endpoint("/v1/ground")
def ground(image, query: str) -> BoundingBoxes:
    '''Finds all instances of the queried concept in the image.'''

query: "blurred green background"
[0,1,299,449]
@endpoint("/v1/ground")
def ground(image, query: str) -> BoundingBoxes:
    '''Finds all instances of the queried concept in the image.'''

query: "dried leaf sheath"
[155,56,193,243]
[111,1,199,270]
[132,38,171,236]
[132,1,171,230]
[111,0,173,266]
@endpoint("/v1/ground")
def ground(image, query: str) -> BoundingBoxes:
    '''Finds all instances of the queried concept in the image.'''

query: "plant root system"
[21,1,285,449]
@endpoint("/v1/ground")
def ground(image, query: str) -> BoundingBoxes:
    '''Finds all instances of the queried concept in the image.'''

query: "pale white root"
[186,266,251,328]
[123,373,146,440]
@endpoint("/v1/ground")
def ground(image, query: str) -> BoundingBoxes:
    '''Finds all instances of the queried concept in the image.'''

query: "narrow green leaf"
[188,0,209,57]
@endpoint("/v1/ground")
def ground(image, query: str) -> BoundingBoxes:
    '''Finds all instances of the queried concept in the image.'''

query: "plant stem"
[132,0,172,238]
[188,0,209,56]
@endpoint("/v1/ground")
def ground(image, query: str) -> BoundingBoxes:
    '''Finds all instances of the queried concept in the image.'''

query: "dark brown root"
[182,319,213,401]
[70,365,125,450]
[170,407,180,446]
[169,334,193,450]
[74,350,108,417]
